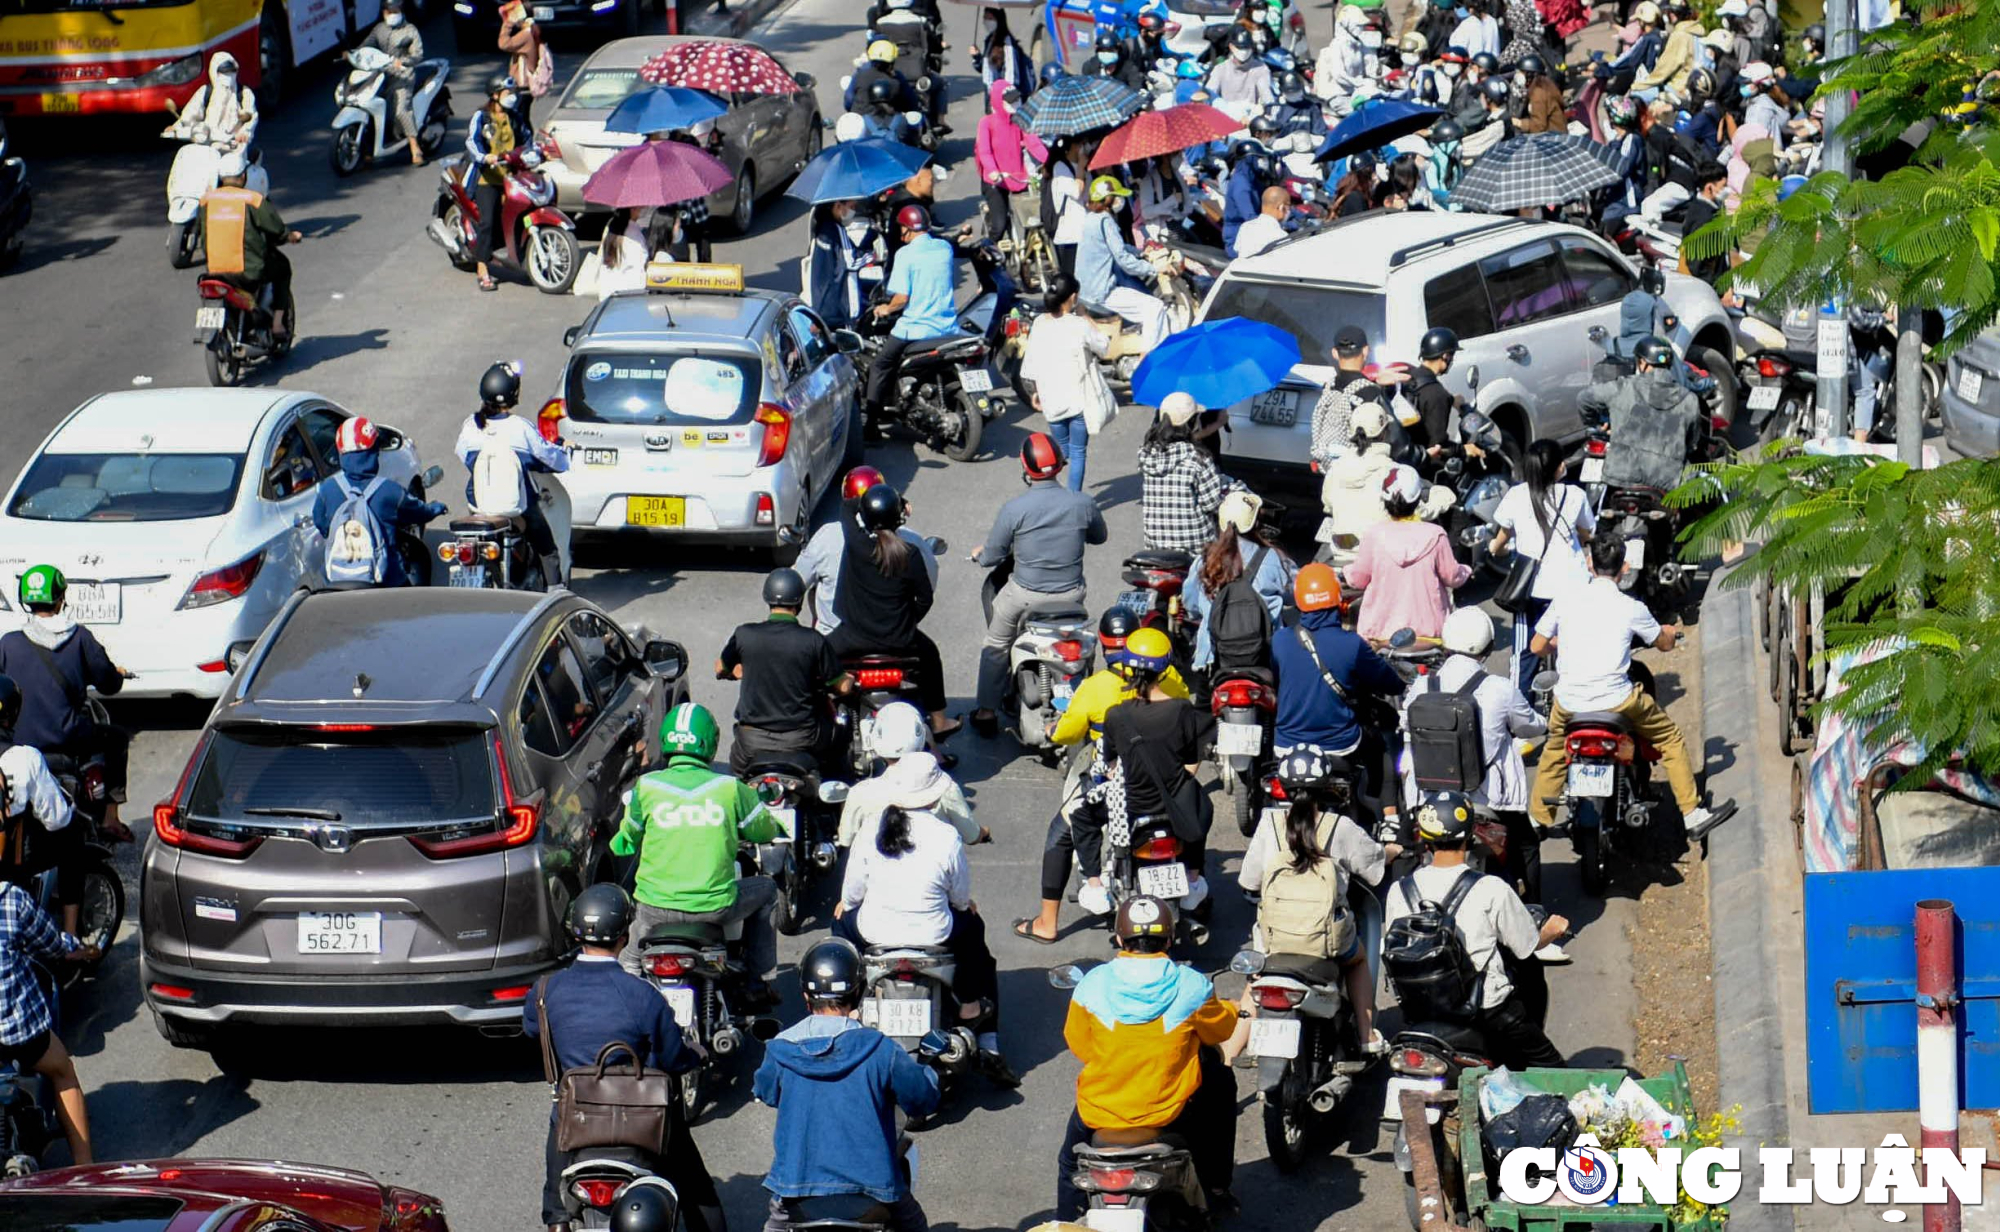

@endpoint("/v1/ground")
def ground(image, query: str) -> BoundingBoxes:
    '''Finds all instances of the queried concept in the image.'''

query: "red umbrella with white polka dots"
[637,41,801,96]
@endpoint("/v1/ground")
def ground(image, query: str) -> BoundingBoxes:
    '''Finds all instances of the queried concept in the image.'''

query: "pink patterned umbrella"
[637,41,801,96]
[582,139,735,208]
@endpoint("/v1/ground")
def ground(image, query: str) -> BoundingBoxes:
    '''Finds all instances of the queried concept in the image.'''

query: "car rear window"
[1204,278,1385,363]
[567,353,759,426]
[561,67,643,111]
[9,452,243,522]
[0,1193,185,1231]
[188,727,496,826]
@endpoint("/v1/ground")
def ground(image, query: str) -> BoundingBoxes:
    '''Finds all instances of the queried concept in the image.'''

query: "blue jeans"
[1046,414,1089,491]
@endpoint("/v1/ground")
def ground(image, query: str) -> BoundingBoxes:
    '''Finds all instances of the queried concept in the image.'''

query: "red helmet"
[335,416,379,453]
[895,203,931,233]
[1020,432,1064,481]
[842,465,886,502]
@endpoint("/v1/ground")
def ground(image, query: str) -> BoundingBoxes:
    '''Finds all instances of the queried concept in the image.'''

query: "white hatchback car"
[0,389,422,700]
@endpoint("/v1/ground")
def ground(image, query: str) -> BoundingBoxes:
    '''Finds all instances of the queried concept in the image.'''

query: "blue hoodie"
[310,450,443,587]
[1271,607,1405,752]
[753,1014,941,1203]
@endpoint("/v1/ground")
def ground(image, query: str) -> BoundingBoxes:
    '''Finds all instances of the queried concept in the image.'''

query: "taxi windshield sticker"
[662,358,745,421]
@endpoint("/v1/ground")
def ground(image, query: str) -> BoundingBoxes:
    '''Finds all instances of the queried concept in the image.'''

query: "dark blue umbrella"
[604,86,728,135]
[1315,98,1447,164]
[786,138,931,205]
[1132,317,1301,409]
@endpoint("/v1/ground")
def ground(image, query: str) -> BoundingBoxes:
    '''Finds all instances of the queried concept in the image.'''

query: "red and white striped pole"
[1916,898,1960,1232]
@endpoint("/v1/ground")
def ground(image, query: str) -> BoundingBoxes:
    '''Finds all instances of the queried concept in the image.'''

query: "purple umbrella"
[582,139,735,209]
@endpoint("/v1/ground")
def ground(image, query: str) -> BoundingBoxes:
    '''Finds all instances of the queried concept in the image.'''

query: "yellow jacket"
[1064,953,1239,1130]
[1051,665,1189,747]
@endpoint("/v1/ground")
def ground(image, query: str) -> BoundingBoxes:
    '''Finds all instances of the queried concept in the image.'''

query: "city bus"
[0,0,410,118]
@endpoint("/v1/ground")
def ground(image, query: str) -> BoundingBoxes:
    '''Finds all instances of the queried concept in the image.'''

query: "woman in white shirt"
[1019,275,1112,492]
[837,782,1016,1082]
[594,205,651,301]
[1489,439,1595,695]
[1047,138,1091,280]
[1449,0,1502,61]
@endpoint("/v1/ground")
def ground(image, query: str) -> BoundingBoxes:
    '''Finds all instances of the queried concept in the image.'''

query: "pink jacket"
[1346,519,1472,643]
[975,80,1047,193]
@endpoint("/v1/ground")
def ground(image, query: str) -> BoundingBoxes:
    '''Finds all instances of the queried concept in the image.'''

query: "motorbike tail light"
[1134,835,1183,861]
[1757,355,1791,379]
[755,402,792,468]
[1054,639,1084,662]
[1263,775,1287,801]
[1005,314,1023,338]
[894,958,920,977]
[456,543,476,565]
[650,954,693,978]
[1089,1168,1138,1193]
[410,736,540,857]
[81,764,106,803]
[855,667,905,689]
[1711,415,1731,432]
[1290,9,1304,27]
[1585,438,1607,456]
[1211,680,1276,713]
[1392,1048,1449,1077]
[537,398,565,444]
[179,552,264,610]
[1256,984,1306,1010]
[571,1179,623,1208]
[1567,732,1635,762]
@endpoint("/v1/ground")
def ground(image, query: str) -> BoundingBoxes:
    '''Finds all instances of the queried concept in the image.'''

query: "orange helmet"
[1294,563,1344,613]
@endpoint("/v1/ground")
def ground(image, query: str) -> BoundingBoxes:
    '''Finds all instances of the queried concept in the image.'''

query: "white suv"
[1197,213,1736,495]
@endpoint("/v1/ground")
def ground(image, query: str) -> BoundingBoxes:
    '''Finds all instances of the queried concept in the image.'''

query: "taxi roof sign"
[646,261,746,293]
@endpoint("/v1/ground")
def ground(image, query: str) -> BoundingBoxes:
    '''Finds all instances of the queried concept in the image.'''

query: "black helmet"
[856,482,904,532]
[568,883,635,947]
[480,360,521,409]
[1279,70,1306,99]
[1470,51,1499,74]
[1480,77,1510,103]
[1518,53,1545,77]
[1635,335,1676,368]
[1248,114,1280,142]
[1419,326,1459,361]
[799,937,864,1006]
[608,1179,680,1232]
[1040,62,1067,87]
[1229,27,1256,51]
[1098,605,1140,646]
[865,77,899,108]
[487,73,518,98]
[1684,66,1716,102]
[0,674,19,731]
[1229,138,1263,164]
[1803,21,1824,46]
[1639,264,1666,296]
[1247,152,1278,182]
[1429,117,1464,143]
[1414,791,1473,843]
[762,567,806,608]
[1095,27,1121,50]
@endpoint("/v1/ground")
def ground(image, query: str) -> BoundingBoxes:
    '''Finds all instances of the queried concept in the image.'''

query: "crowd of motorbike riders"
[0,0,1893,1226]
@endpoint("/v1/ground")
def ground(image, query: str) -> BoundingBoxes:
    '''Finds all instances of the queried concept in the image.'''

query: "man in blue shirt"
[1076,175,1168,352]
[1272,563,1406,826]
[310,415,448,587]
[862,203,959,436]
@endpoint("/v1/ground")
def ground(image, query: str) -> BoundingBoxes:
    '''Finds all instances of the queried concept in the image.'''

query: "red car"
[0,1159,449,1232]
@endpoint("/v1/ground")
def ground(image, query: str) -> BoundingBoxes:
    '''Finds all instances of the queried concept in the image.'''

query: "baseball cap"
[1715,0,1748,14]
[1350,400,1391,439]
[1742,60,1776,86]
[1333,324,1369,355]
[1160,391,1203,427]
[1382,463,1423,505]
[1702,28,1732,50]
[1089,174,1133,202]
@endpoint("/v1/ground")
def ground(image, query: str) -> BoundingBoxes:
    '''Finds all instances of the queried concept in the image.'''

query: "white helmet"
[1442,607,1495,658]
[209,50,239,79]
[215,149,250,178]
[834,111,868,143]
[869,702,928,760]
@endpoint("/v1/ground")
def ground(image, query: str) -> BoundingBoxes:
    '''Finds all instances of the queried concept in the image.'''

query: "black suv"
[139,587,688,1048]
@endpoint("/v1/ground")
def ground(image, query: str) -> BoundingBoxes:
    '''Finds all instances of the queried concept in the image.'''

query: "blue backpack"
[324,475,389,585]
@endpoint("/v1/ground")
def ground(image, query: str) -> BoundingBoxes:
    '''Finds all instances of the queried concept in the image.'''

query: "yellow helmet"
[867,39,898,63]
[1117,627,1174,677]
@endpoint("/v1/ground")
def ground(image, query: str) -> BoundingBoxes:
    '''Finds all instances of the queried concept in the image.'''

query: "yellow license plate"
[40,93,81,114]
[626,496,686,528]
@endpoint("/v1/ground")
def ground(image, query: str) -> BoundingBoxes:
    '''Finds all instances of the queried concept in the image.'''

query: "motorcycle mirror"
[794,71,817,90]
[1048,963,1085,990]
[643,639,688,683]
[1228,950,1266,976]
[926,537,948,556]
[1532,669,1558,692]
[563,325,581,348]
[817,780,850,805]
[1389,627,1417,650]
[916,1028,951,1058]
[832,329,863,354]
[1465,364,1480,390]
[420,464,444,490]
[750,1017,783,1042]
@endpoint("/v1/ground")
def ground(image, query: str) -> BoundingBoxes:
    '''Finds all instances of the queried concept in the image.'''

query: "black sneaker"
[1684,800,1738,841]
[977,1050,1021,1089]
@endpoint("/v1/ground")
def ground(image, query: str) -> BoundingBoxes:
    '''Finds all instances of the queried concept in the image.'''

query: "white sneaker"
[1684,801,1738,841]
[1535,942,1572,965]
[1077,881,1112,916]
[1180,874,1210,913]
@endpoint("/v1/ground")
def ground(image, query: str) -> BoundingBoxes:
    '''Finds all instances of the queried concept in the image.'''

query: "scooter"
[855,296,987,461]
[0,120,29,270]
[1105,811,1207,945]
[635,919,780,1121]
[979,559,1097,763]
[1384,1021,1499,1231]
[329,46,452,177]
[426,146,580,294]
[859,946,978,1088]
[834,642,940,780]
[740,759,847,935]
[1115,549,1197,656]
[1211,670,1276,837]
[0,960,59,1175]
[193,271,293,388]
[1232,924,1377,1173]
[438,474,575,591]
[559,1163,677,1230]
[1550,680,1661,896]
[162,114,266,269]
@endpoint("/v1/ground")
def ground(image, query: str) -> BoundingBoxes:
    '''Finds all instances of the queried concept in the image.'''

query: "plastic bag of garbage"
[1478,1067,1538,1121]
[1615,1076,1686,1139]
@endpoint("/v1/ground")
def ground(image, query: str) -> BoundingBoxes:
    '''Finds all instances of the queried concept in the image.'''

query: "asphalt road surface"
[4,2,1643,1227]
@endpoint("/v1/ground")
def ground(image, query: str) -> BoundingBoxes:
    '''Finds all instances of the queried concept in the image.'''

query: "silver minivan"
[1941,328,2000,458]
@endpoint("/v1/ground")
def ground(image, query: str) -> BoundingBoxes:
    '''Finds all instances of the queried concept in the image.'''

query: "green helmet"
[659,702,719,761]
[18,565,66,610]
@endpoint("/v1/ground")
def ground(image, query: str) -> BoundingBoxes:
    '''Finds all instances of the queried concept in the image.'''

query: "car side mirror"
[833,329,863,354]
[643,639,688,683]
[1048,963,1085,990]
[793,71,817,91]
[563,325,581,348]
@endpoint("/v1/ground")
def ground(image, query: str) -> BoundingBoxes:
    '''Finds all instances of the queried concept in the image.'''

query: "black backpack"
[1206,544,1274,673]
[1406,670,1489,793]
[1382,869,1486,1020]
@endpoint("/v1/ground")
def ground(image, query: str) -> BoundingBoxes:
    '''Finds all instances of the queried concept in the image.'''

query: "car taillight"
[410,735,540,857]
[538,397,565,444]
[1054,639,1084,662]
[1757,355,1791,378]
[1585,438,1607,457]
[754,492,776,526]
[1391,1047,1449,1076]
[152,732,262,857]
[651,954,693,978]
[855,667,905,689]
[1134,835,1183,861]
[571,1179,622,1208]
[755,402,792,468]
[178,552,263,610]
[1567,732,1634,761]
[1256,984,1306,1010]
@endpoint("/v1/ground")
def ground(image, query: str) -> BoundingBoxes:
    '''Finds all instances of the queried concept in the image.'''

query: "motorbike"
[834,637,942,781]
[855,297,987,461]
[635,918,781,1120]
[859,947,978,1089]
[1737,346,1818,446]
[0,120,29,270]
[0,960,59,1175]
[193,269,293,388]
[1082,246,1200,386]
[978,559,1097,762]
[1114,549,1196,658]
[1211,670,1276,837]
[425,146,580,294]
[1593,482,1688,616]
[741,759,846,936]
[1231,932,1376,1172]
[328,46,452,177]
[1549,674,1662,895]
[1383,1019,1499,1232]
[559,1156,675,1229]
[13,713,124,993]
[438,474,575,591]
[162,115,266,270]
[1105,808,1207,946]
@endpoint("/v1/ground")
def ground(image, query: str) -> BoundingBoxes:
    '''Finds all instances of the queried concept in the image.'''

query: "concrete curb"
[1700,570,1792,1232]
[680,0,793,40]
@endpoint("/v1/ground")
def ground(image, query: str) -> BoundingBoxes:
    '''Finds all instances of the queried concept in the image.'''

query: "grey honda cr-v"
[138,587,688,1048]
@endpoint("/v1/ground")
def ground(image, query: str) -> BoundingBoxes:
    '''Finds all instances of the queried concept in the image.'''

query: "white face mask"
[1443,61,1462,77]
[1360,29,1383,48]
[385,11,404,24]
[1231,47,1252,63]
[500,92,518,109]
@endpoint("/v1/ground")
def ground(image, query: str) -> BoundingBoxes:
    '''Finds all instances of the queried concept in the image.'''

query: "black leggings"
[827,626,948,716]
[1055,1045,1236,1219]
[982,181,1011,241]
[1040,794,1105,900]
[471,181,505,265]
[1498,809,1543,906]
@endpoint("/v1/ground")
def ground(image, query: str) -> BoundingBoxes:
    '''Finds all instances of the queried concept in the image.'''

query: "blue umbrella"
[1315,98,1447,164]
[604,86,728,135]
[1131,317,1301,410]
[786,138,931,205]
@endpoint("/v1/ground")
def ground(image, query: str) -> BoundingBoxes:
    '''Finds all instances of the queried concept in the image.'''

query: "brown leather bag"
[536,976,676,1155]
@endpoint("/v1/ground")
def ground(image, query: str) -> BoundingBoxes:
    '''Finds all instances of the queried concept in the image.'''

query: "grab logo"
[647,798,728,830]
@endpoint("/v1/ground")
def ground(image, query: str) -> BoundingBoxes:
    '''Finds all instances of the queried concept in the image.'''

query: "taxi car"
[540,262,863,560]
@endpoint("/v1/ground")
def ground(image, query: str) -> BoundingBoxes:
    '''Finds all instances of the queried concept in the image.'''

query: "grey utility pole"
[1819,0,1857,438]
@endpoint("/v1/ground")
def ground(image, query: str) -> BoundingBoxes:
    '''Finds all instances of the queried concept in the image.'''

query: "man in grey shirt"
[796,469,940,635]
[969,434,1108,735]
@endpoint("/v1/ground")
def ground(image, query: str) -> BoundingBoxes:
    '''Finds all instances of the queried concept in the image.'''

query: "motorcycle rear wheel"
[58,855,124,990]
[204,334,242,388]
[1232,766,1258,837]
[1263,1064,1313,1173]
[678,1067,707,1123]
[1572,800,1609,895]
[168,220,201,270]
[936,390,984,462]
[440,203,476,272]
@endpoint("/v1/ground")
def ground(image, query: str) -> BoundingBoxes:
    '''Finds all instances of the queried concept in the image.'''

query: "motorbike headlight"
[526,176,555,205]
[136,52,204,88]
